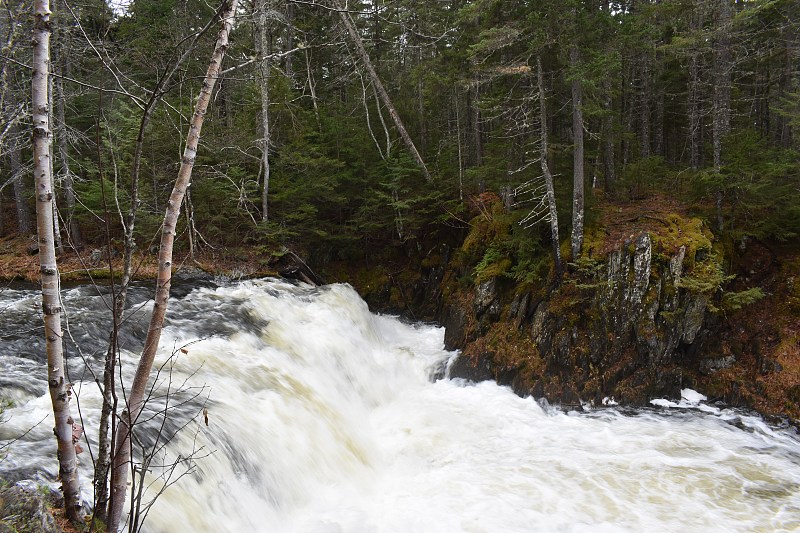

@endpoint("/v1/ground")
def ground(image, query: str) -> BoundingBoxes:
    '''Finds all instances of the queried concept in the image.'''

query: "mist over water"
[2,279,800,532]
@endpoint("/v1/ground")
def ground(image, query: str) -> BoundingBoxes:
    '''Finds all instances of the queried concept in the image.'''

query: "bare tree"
[537,56,561,277]
[335,0,431,182]
[31,0,83,520]
[90,7,226,520]
[106,1,239,530]
[570,44,585,260]
[255,0,272,222]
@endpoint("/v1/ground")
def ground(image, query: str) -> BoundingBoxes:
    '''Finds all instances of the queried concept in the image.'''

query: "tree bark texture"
[256,0,272,222]
[537,57,562,278]
[712,0,732,232]
[570,46,585,260]
[31,0,83,520]
[54,28,81,248]
[106,1,239,530]
[601,76,615,193]
[336,1,431,182]
[10,124,32,235]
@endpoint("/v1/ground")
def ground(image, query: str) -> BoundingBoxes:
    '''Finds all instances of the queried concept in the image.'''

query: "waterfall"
[2,280,800,532]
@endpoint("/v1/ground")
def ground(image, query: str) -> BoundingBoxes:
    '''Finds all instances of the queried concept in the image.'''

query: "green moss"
[61,268,115,281]
[650,214,713,269]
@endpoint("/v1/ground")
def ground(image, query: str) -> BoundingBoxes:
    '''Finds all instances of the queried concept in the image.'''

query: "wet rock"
[630,233,652,306]
[448,352,493,382]
[0,484,62,533]
[681,296,707,344]
[699,355,736,374]
[474,278,497,317]
[442,305,468,351]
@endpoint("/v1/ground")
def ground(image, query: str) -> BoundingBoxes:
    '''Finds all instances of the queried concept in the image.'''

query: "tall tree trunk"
[688,5,704,170]
[639,50,651,158]
[10,125,32,235]
[712,0,732,232]
[454,90,464,200]
[285,1,295,81]
[602,76,615,193]
[570,46,585,260]
[1,5,30,235]
[53,26,81,248]
[31,0,83,520]
[653,56,664,158]
[256,0,271,222]
[472,82,483,167]
[46,69,63,255]
[105,2,239,530]
[336,1,431,181]
[537,57,562,278]
[93,12,222,520]
[779,29,795,148]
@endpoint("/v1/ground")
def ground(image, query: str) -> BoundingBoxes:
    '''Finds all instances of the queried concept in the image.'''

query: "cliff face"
[445,231,715,406]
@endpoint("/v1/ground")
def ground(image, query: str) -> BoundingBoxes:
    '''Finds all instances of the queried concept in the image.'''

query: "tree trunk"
[602,76,615,193]
[336,1,431,182]
[10,125,32,235]
[472,82,483,167]
[46,70,63,255]
[688,5,704,170]
[106,2,239,531]
[1,5,30,236]
[712,0,732,233]
[31,0,83,520]
[54,30,81,248]
[639,50,651,158]
[537,57,562,278]
[285,1,295,81]
[256,0,271,222]
[94,12,222,519]
[570,45,585,260]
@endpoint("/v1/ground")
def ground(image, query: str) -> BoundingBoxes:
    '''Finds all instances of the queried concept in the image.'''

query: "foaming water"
[1,280,799,532]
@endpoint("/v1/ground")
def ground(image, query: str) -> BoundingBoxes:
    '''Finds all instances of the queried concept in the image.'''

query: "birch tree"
[256,0,272,222]
[31,0,83,520]
[106,1,239,530]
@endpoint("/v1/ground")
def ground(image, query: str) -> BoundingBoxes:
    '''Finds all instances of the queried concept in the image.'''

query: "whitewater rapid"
[1,279,799,532]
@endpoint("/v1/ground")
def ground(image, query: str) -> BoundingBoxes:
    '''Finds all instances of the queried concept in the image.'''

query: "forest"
[1,0,799,531]
[1,0,796,268]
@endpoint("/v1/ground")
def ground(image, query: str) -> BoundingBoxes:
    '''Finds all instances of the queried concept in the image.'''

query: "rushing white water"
[2,279,800,532]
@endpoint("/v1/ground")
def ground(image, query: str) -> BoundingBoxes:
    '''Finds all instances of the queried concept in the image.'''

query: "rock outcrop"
[444,213,726,406]
[0,484,62,533]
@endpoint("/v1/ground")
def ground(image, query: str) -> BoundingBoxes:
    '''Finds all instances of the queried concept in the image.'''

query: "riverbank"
[0,234,278,284]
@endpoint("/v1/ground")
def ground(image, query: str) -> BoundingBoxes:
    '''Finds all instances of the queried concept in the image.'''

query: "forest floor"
[0,233,273,284]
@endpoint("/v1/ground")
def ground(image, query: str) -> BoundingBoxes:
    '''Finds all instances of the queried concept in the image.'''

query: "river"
[1,279,799,532]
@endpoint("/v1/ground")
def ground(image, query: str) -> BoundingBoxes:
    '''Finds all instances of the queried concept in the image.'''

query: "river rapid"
[1,279,799,532]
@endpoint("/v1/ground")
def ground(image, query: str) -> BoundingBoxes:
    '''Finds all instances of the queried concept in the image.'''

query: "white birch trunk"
[105,2,239,530]
[31,0,83,520]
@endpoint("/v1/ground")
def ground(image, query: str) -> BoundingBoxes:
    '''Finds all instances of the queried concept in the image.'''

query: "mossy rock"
[0,484,62,533]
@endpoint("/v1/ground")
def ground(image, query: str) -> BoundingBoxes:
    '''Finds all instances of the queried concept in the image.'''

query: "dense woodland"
[1,0,798,271]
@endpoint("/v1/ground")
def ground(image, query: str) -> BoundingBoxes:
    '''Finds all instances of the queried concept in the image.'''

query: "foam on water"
[2,280,800,532]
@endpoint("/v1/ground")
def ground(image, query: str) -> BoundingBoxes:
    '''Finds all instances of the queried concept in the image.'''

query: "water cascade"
[1,280,799,532]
